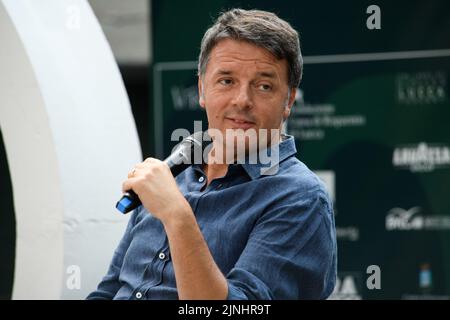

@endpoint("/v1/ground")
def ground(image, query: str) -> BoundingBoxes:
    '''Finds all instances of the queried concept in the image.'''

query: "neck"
[201,131,284,184]
[206,129,283,164]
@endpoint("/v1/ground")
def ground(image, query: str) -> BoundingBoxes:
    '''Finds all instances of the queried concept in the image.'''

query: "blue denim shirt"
[87,135,337,300]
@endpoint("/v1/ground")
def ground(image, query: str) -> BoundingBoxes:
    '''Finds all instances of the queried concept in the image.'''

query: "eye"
[219,78,233,86]
[258,83,272,92]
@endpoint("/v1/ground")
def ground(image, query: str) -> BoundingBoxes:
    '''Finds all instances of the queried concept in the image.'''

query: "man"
[87,8,336,300]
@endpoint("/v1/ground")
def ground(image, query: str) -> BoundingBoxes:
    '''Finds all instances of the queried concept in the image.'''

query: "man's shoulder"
[264,156,329,198]
[256,157,335,229]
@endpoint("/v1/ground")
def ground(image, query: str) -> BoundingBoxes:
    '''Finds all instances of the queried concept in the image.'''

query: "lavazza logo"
[386,207,450,231]
[392,142,450,172]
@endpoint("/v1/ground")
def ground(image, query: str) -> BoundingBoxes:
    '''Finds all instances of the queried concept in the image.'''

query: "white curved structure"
[0,0,142,299]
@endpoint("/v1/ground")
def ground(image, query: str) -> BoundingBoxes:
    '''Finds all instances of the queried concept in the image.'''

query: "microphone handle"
[115,162,192,214]
[116,190,140,214]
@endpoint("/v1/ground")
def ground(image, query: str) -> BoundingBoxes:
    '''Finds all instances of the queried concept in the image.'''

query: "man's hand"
[122,157,228,299]
[122,157,191,223]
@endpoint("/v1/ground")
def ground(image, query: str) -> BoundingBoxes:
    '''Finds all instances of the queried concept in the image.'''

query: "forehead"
[206,39,288,79]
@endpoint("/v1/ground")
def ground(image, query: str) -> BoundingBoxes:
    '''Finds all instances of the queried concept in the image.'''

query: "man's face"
[198,39,296,152]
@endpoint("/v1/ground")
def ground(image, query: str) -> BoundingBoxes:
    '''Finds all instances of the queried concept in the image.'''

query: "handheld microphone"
[116,131,209,214]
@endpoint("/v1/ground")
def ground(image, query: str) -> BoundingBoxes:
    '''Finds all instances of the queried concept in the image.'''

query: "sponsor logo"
[329,273,363,300]
[336,226,360,241]
[396,71,447,105]
[287,90,366,141]
[386,207,423,230]
[386,207,450,231]
[393,142,450,172]
[171,85,199,110]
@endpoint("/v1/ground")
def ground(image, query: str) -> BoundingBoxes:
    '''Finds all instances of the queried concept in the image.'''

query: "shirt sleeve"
[226,189,337,300]
[85,207,140,300]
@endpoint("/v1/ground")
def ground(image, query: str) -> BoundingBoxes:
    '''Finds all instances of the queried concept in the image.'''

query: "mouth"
[225,117,256,130]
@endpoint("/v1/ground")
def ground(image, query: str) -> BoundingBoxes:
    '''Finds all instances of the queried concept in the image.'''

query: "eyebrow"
[216,69,233,76]
[257,71,276,79]
[215,69,277,79]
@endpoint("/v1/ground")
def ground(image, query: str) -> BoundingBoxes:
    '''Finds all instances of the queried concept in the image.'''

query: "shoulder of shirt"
[261,155,332,205]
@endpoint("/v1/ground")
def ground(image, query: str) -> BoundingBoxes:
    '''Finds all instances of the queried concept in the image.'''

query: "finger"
[144,157,159,164]
[134,162,147,169]
[122,177,139,194]
[127,168,136,179]
[128,166,145,178]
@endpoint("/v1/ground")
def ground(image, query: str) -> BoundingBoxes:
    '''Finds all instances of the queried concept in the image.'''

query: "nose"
[232,84,254,110]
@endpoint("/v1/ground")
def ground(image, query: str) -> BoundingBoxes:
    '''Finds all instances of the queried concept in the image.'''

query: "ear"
[283,87,297,120]
[198,77,205,109]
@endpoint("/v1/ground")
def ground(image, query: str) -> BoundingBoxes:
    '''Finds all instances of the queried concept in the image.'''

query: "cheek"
[203,103,222,125]
[259,103,285,127]
[204,94,229,114]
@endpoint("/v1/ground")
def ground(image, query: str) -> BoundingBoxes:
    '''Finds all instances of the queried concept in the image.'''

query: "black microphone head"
[165,131,211,175]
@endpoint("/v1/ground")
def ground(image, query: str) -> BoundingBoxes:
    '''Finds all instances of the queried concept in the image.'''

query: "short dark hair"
[198,8,303,89]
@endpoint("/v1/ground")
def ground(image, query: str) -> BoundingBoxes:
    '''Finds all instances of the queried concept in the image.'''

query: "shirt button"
[135,292,142,299]
[198,176,205,183]
[159,252,166,260]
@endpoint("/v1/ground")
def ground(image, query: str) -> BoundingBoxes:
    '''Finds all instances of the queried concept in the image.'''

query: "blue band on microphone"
[116,195,134,214]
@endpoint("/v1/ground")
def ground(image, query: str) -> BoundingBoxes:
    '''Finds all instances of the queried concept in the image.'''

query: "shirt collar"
[192,134,297,180]
[240,134,297,180]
